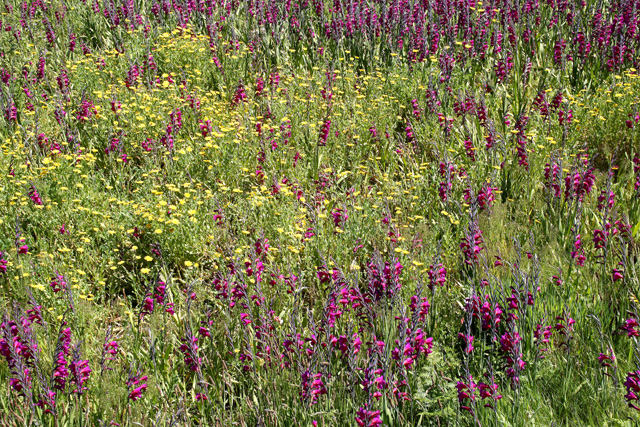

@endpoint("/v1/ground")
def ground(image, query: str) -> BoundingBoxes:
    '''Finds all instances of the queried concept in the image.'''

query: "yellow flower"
[141,268,151,274]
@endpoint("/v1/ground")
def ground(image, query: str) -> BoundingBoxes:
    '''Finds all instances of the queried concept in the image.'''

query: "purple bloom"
[0,252,7,274]
[29,185,42,206]
[355,406,382,427]
[129,384,147,401]
[625,371,640,410]
[36,390,56,414]
[458,333,474,354]
[127,374,148,401]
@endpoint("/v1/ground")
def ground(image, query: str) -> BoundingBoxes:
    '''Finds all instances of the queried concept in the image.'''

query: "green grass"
[0,0,639,425]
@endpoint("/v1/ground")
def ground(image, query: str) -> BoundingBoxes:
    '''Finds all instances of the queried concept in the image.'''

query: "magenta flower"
[355,406,382,427]
[625,371,640,410]
[612,268,624,282]
[179,335,201,372]
[0,252,7,274]
[36,390,56,414]
[300,371,327,404]
[50,274,67,293]
[620,318,640,337]
[165,302,175,315]
[28,185,43,205]
[428,264,446,290]
[69,358,91,394]
[456,376,477,412]
[101,339,118,374]
[129,384,147,401]
[140,296,154,318]
[598,351,615,368]
[458,333,475,353]
[127,374,148,401]
[154,282,166,304]
[52,351,68,390]
[478,381,502,408]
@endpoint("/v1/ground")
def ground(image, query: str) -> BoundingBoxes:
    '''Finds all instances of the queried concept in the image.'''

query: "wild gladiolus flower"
[69,357,91,394]
[318,119,331,146]
[165,302,176,316]
[0,252,7,274]
[463,139,475,161]
[478,380,502,408]
[534,324,553,358]
[52,351,68,390]
[411,99,421,119]
[593,228,608,250]
[179,335,201,372]
[625,371,640,410]
[598,350,615,369]
[102,340,118,366]
[564,162,595,202]
[427,264,446,290]
[500,330,526,383]
[477,185,496,210]
[26,304,42,326]
[36,390,56,414]
[620,318,640,337]
[154,282,166,305]
[355,406,382,427]
[28,185,42,205]
[597,190,615,211]
[612,268,624,282]
[544,161,562,198]
[129,384,147,401]
[57,69,70,92]
[366,257,403,301]
[571,234,585,266]
[127,373,148,401]
[300,371,327,404]
[410,295,431,321]
[231,83,247,107]
[456,376,477,412]
[331,208,348,228]
[460,230,484,265]
[50,274,67,293]
[458,333,474,353]
[140,295,154,318]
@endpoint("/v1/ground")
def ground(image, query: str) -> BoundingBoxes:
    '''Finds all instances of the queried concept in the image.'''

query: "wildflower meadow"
[0,0,640,425]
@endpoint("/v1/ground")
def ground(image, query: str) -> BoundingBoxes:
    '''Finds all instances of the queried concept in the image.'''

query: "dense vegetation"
[1,0,640,425]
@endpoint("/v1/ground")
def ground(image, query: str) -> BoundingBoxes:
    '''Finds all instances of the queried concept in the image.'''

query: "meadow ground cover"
[0,0,640,425]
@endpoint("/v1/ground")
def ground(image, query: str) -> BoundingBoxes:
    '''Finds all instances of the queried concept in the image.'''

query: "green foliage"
[0,0,639,425]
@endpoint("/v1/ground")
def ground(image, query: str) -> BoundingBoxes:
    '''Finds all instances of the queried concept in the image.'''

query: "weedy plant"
[0,0,639,426]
